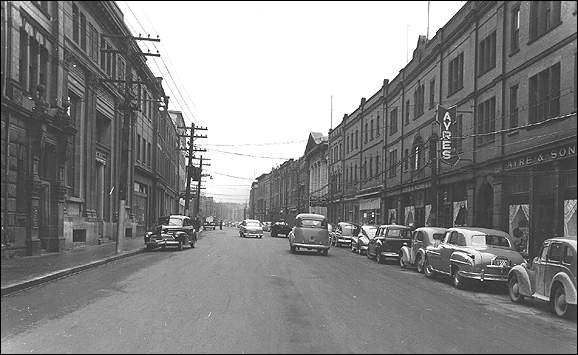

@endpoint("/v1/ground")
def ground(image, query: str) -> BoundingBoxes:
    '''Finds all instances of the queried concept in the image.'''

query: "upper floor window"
[448,52,464,96]
[510,85,519,128]
[453,114,463,153]
[414,83,425,118]
[355,130,359,149]
[389,150,398,178]
[477,97,496,146]
[479,31,496,75]
[511,6,520,52]
[405,100,410,125]
[72,4,79,44]
[376,113,380,136]
[404,149,409,172]
[370,120,374,140]
[390,108,398,135]
[364,122,368,143]
[530,1,562,42]
[529,62,560,123]
[429,79,435,109]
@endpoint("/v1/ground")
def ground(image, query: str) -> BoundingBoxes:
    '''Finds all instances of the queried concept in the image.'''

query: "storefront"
[503,141,577,258]
[359,197,381,225]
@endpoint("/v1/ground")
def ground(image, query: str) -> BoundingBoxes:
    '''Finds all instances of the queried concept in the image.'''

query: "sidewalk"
[1,237,145,296]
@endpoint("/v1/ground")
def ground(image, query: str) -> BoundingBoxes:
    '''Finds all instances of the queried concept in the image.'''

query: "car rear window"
[246,221,261,227]
[471,235,511,248]
[386,228,410,238]
[158,217,182,226]
[297,219,326,229]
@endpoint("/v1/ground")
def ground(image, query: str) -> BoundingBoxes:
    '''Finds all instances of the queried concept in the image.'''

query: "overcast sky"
[118,1,466,203]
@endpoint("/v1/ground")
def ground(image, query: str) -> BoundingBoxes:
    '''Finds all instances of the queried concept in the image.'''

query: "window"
[414,145,422,171]
[376,113,380,136]
[375,155,379,179]
[72,3,79,44]
[548,243,564,262]
[478,31,496,75]
[389,150,397,178]
[404,149,409,172]
[510,85,519,128]
[136,134,141,162]
[405,100,410,125]
[365,122,368,143]
[390,108,398,135]
[142,137,146,163]
[355,130,358,149]
[414,84,425,118]
[429,79,435,109]
[511,6,520,52]
[80,12,87,51]
[89,24,98,62]
[477,97,496,146]
[530,1,562,42]
[364,160,367,180]
[370,120,374,140]
[369,157,373,178]
[529,63,560,123]
[452,114,463,153]
[346,136,350,154]
[19,28,28,90]
[448,52,464,96]
[147,142,151,166]
[354,163,358,182]
[563,245,575,264]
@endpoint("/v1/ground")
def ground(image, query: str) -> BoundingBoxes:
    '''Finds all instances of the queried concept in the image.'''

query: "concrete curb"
[1,248,145,297]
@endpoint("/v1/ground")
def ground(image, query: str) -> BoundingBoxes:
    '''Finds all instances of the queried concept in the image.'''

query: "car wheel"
[399,253,407,269]
[367,249,373,259]
[416,255,424,273]
[376,249,384,264]
[322,249,328,256]
[508,274,524,303]
[424,257,436,278]
[290,245,296,253]
[552,284,571,318]
[452,267,466,290]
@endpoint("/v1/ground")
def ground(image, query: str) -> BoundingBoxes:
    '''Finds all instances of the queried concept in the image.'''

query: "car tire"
[508,274,524,304]
[376,249,384,264]
[416,254,424,273]
[552,284,572,319]
[399,253,407,269]
[424,257,436,278]
[290,245,296,253]
[452,267,466,290]
[367,249,373,260]
[322,249,328,256]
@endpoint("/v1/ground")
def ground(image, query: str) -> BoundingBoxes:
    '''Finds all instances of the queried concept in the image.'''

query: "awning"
[359,197,381,211]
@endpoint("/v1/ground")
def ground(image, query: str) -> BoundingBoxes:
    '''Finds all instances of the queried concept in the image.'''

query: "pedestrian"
[219,220,223,230]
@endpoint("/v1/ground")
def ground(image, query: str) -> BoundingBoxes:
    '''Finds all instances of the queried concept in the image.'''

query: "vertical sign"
[436,105,459,166]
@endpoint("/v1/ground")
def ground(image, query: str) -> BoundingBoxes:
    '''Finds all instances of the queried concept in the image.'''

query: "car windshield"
[298,219,325,229]
[362,226,377,238]
[246,221,261,227]
[158,217,182,226]
[386,228,410,238]
[433,233,445,241]
[471,235,512,248]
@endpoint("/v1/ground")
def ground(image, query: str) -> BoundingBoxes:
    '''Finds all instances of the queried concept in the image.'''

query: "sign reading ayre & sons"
[504,143,576,170]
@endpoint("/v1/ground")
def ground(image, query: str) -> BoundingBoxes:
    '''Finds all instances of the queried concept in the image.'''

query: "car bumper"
[459,269,510,282]
[337,239,352,244]
[292,243,330,250]
[360,245,368,251]
[379,251,400,258]
[245,233,263,237]
[146,240,180,247]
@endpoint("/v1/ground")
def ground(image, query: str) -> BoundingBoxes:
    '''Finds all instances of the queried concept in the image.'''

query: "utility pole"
[178,125,207,217]
[100,32,161,254]
[195,155,211,218]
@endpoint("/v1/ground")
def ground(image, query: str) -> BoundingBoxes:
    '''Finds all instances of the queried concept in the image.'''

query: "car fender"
[550,272,577,305]
[508,265,533,296]
[449,251,474,272]
[400,246,411,264]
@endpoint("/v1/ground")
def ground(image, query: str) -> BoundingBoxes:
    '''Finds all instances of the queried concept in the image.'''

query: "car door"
[368,227,380,256]
[438,231,459,273]
[544,242,565,297]
[411,231,424,264]
[533,242,550,297]
[428,231,450,270]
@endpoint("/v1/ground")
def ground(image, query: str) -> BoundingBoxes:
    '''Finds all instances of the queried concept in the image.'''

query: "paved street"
[1,227,576,354]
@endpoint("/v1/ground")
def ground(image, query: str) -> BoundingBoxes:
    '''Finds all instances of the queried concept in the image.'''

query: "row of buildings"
[0,1,198,257]
[251,0,577,259]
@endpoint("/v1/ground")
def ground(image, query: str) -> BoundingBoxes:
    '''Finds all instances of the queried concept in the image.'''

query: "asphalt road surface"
[1,227,576,354]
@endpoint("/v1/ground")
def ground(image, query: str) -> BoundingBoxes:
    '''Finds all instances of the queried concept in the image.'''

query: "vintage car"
[239,219,264,238]
[262,222,272,232]
[351,225,378,255]
[289,213,330,256]
[144,215,196,251]
[367,225,413,264]
[332,222,360,247]
[400,227,447,272]
[424,227,526,289]
[271,220,292,238]
[507,236,577,319]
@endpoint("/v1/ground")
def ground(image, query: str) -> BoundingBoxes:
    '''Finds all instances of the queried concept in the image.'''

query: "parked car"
[288,213,330,255]
[424,227,526,290]
[351,225,378,255]
[271,221,291,238]
[144,215,196,251]
[366,225,412,263]
[507,236,577,319]
[204,220,216,230]
[239,219,264,238]
[332,222,360,247]
[400,227,447,272]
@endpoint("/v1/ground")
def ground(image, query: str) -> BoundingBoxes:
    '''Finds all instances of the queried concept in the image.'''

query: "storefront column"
[528,170,537,257]
[397,197,402,225]
[492,177,504,231]
[553,161,564,236]
[466,182,475,227]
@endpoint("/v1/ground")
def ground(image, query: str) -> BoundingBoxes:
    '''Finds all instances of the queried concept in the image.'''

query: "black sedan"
[271,221,292,238]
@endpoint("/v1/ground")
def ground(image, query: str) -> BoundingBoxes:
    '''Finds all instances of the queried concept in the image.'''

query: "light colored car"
[424,227,526,289]
[239,219,264,238]
[332,222,359,247]
[351,225,377,255]
[289,213,331,256]
[400,227,447,272]
[262,222,271,232]
[508,236,577,319]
